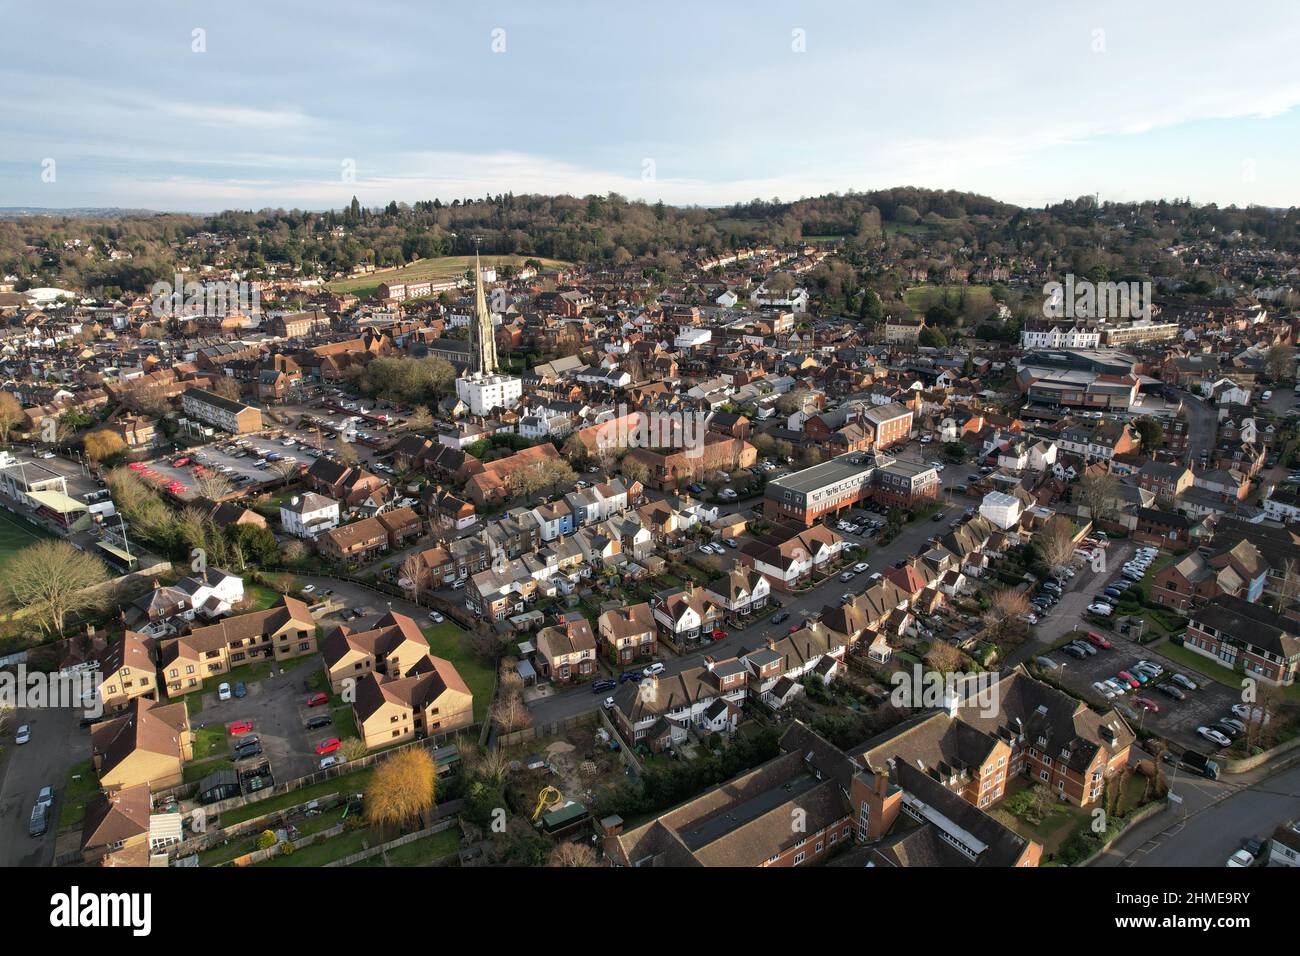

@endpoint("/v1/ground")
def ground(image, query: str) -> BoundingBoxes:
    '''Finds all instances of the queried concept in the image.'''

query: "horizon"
[3,0,1300,212]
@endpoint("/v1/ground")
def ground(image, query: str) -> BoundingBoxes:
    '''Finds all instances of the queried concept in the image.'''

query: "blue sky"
[2,0,1299,211]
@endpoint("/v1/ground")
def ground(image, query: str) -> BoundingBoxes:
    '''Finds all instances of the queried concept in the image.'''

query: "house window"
[793,851,805,865]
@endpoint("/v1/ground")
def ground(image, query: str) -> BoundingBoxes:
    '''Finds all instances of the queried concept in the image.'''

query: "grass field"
[0,508,53,569]
[903,283,994,315]
[326,255,572,296]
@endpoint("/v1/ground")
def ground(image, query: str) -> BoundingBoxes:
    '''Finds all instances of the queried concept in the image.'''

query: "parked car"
[592,679,617,693]
[15,724,30,745]
[1155,684,1186,701]
[319,756,341,770]
[1211,720,1242,740]
[36,785,54,810]
[643,662,665,678]
[217,683,232,701]
[1169,673,1199,691]
[618,671,642,684]
[315,738,341,755]
[1092,681,1116,699]
[305,715,333,730]
[1226,848,1256,868]
[1034,656,1061,670]
[234,744,264,761]
[1231,703,1271,723]
[306,692,329,707]
[1132,697,1159,713]
[1116,672,1142,689]
[428,611,445,623]
[1087,603,1114,616]
[771,611,790,625]
[1197,726,1232,748]
[28,803,48,837]
[1069,640,1097,656]
[233,681,247,699]
[1084,632,1113,650]
[229,721,255,735]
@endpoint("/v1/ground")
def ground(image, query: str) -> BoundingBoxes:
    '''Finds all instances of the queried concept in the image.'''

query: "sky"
[2,0,1299,212]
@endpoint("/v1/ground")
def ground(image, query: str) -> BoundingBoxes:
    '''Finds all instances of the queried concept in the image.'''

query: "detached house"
[535,616,598,682]
[597,603,657,665]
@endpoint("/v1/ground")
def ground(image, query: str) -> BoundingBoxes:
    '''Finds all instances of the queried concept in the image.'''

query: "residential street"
[1092,750,1300,867]
[525,474,980,726]
[0,706,88,867]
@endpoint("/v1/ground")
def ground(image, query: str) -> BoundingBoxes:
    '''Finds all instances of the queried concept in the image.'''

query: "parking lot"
[190,658,335,786]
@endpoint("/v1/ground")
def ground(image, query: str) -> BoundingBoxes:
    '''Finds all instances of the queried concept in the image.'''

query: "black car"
[771,611,790,625]
[234,744,264,761]
[306,715,333,730]
[1212,720,1242,740]
[233,736,261,753]
[894,559,907,569]
[1154,684,1186,701]
[617,671,642,684]
[592,679,617,693]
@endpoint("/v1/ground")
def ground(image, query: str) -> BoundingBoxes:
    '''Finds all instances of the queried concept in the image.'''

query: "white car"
[643,662,665,678]
[854,562,870,573]
[217,682,232,701]
[302,584,316,594]
[602,696,615,710]
[319,756,340,770]
[428,611,445,623]
[1134,660,1163,677]
[1226,849,1255,868]
[1092,681,1116,699]
[1087,603,1114,616]
[1231,703,1271,724]
[15,724,30,745]
[1103,679,1128,696]
[1197,726,1232,748]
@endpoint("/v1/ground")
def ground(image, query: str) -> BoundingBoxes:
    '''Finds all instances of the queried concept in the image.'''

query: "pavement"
[1091,749,1300,867]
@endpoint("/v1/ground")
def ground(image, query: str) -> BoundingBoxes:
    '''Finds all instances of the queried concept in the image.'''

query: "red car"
[710,629,727,641]
[1133,697,1160,713]
[229,721,255,735]
[306,692,329,707]
[173,457,190,467]
[315,737,341,755]
[788,624,799,634]
[128,462,145,471]
[1084,631,1113,650]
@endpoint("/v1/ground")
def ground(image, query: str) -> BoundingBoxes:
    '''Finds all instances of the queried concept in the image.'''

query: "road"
[1092,749,1300,867]
[0,706,89,867]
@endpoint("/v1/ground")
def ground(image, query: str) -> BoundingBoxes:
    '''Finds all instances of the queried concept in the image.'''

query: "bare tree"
[924,640,962,674]
[399,552,427,602]
[1036,515,1077,576]
[1076,473,1119,525]
[193,470,233,501]
[5,540,111,637]
[492,690,532,732]
[1275,559,1300,610]
[547,842,597,867]
[270,459,298,488]
[982,588,1031,641]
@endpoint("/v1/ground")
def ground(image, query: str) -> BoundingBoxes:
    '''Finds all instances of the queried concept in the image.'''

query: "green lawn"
[0,508,53,570]
[58,759,99,830]
[903,283,994,315]
[184,758,234,783]
[422,623,494,721]
[326,255,572,296]
[350,827,460,867]
[244,582,285,611]
[219,768,374,826]
[256,827,375,867]
[192,724,229,761]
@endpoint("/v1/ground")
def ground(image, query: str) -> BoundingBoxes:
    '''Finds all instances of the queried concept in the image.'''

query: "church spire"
[471,247,498,376]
